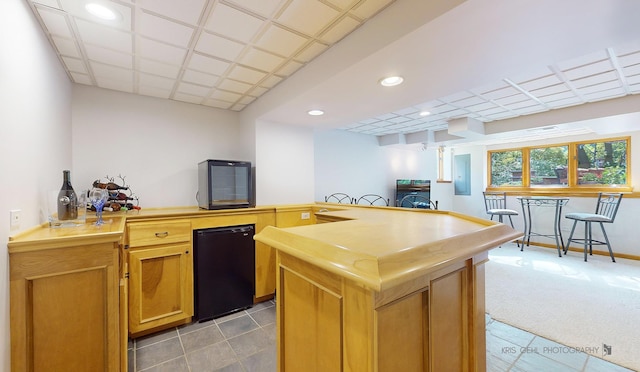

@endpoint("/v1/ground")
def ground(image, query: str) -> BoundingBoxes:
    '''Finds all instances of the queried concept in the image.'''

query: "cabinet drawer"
[127,220,191,247]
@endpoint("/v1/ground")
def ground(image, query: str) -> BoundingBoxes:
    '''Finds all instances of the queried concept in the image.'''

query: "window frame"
[487,136,632,193]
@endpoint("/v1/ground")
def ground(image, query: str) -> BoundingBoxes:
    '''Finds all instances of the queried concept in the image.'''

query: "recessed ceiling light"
[85,3,119,20]
[308,109,324,116]
[419,111,431,116]
[379,76,404,87]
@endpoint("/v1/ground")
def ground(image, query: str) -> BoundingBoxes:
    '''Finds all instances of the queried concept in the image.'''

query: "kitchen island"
[255,207,521,372]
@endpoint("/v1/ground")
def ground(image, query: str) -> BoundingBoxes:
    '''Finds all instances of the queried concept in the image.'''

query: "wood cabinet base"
[276,251,488,372]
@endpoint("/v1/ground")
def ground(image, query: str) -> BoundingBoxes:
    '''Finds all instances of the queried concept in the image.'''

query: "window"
[530,146,568,187]
[488,136,630,191]
[490,149,522,187]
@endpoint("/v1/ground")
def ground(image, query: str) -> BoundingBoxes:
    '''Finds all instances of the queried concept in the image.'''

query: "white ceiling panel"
[137,0,207,25]
[204,3,264,43]
[35,7,73,38]
[138,58,181,79]
[277,0,340,36]
[74,19,132,52]
[26,0,640,140]
[195,32,246,61]
[139,12,195,48]
[255,24,309,57]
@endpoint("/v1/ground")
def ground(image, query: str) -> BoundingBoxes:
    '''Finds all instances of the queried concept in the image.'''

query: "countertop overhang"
[255,207,521,291]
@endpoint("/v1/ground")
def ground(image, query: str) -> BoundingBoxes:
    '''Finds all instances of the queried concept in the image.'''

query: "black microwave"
[197,159,253,210]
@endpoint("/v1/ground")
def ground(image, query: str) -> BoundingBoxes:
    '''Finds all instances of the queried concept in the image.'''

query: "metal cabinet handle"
[155,232,169,238]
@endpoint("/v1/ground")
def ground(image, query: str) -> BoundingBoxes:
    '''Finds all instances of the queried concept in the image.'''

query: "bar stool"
[564,193,623,262]
[483,192,520,248]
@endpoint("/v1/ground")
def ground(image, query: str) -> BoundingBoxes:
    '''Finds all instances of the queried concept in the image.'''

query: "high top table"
[517,196,570,256]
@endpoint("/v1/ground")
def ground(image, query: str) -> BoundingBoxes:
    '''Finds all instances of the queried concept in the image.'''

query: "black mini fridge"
[193,224,255,322]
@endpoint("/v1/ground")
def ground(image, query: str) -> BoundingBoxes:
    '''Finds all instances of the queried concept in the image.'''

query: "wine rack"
[89,174,140,212]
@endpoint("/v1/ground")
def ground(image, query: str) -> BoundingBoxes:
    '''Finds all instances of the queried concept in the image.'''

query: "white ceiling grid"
[342,44,640,136]
[28,0,395,111]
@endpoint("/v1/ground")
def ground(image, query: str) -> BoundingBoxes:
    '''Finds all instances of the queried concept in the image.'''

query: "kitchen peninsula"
[7,204,519,371]
[255,207,521,372]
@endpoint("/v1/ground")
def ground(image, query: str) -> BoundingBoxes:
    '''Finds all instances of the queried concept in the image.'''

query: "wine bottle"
[57,170,78,220]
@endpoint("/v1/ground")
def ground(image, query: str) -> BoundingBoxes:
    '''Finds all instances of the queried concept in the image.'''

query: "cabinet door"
[128,243,193,334]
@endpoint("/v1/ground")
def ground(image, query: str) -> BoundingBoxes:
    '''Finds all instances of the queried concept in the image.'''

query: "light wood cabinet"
[8,219,124,372]
[125,219,193,336]
[256,207,521,371]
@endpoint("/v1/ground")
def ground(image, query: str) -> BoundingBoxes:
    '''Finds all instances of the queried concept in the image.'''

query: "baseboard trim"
[515,240,640,261]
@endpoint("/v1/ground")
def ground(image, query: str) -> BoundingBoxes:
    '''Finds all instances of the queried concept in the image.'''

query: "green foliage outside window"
[490,150,522,186]
[530,146,568,186]
[577,140,627,185]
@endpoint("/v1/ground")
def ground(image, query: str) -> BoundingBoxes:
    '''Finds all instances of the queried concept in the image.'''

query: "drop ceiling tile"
[70,72,91,85]
[320,15,361,44]
[351,0,394,20]
[583,87,625,101]
[231,103,247,111]
[387,116,411,124]
[177,82,211,97]
[255,24,309,57]
[139,72,176,90]
[374,112,398,121]
[260,75,283,88]
[576,80,621,95]
[205,3,264,43]
[203,98,234,109]
[227,65,267,84]
[518,74,563,91]
[210,90,242,103]
[139,11,195,48]
[239,47,285,72]
[138,37,187,65]
[276,60,304,76]
[95,77,133,93]
[75,19,132,53]
[465,101,498,112]
[539,91,578,103]
[32,0,59,7]
[571,71,618,89]
[138,0,207,25]
[392,107,419,116]
[51,36,80,57]
[35,6,73,38]
[217,79,253,94]
[325,0,357,10]
[452,95,485,108]
[623,63,640,76]
[139,86,172,99]
[562,59,613,81]
[59,0,133,31]
[182,69,219,86]
[278,0,340,36]
[250,86,268,96]
[238,96,256,105]
[91,61,133,81]
[474,86,519,101]
[475,107,509,116]
[61,56,87,73]
[530,83,570,97]
[618,50,640,67]
[544,96,583,108]
[195,32,246,61]
[493,93,530,106]
[627,74,640,85]
[138,58,181,78]
[225,0,285,18]
[295,41,329,62]
[85,45,133,68]
[174,92,204,104]
[188,53,231,75]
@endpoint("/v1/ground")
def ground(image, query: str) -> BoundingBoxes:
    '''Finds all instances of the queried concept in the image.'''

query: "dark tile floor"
[129,300,632,372]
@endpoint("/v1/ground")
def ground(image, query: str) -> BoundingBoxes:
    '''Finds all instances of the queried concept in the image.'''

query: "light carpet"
[485,243,640,371]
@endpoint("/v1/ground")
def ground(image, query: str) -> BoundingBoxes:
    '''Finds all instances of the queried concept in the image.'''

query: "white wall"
[314,130,450,207]
[255,121,315,205]
[0,0,73,369]
[71,86,242,208]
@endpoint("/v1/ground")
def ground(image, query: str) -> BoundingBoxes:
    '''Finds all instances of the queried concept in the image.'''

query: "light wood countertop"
[255,207,521,291]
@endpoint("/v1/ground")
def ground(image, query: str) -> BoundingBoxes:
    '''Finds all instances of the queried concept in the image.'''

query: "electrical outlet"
[301,212,310,220]
[10,209,21,230]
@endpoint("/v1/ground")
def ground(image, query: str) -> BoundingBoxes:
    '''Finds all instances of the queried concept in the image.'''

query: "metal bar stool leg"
[565,220,578,255]
[583,222,590,262]
[599,222,616,262]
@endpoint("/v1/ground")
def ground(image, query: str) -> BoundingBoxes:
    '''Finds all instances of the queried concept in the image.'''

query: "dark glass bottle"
[57,170,78,220]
